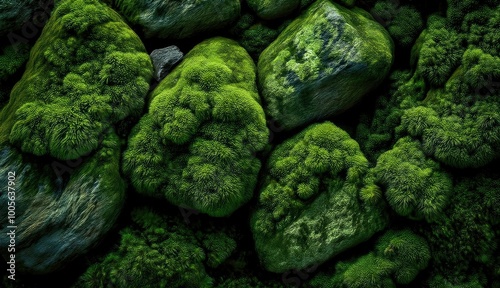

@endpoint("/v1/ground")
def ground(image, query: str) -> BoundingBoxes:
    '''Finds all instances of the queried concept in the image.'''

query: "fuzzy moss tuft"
[0,0,152,160]
[123,37,268,217]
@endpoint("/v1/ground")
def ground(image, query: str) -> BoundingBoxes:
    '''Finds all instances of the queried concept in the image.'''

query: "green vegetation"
[247,0,300,20]
[369,137,452,222]
[415,17,463,87]
[0,43,29,106]
[371,1,424,47]
[309,230,431,288]
[258,0,393,130]
[123,37,268,217]
[0,0,152,160]
[423,170,499,285]
[76,208,235,288]
[400,47,500,168]
[251,122,387,272]
[1,0,499,286]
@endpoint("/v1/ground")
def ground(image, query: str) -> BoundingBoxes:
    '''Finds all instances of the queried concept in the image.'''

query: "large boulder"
[114,0,241,39]
[258,0,393,130]
[123,37,269,217]
[0,132,125,274]
[251,122,388,272]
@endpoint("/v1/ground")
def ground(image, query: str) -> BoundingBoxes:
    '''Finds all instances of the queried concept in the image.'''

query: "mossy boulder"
[114,0,240,39]
[251,122,388,272]
[0,132,125,274]
[247,0,300,20]
[258,0,393,130]
[123,37,269,217]
[0,0,152,161]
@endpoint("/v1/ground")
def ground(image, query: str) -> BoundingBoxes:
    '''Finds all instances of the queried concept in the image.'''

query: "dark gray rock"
[150,46,184,82]
[0,133,125,274]
[115,0,241,39]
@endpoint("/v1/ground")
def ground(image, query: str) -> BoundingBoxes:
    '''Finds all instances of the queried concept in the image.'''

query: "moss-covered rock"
[0,0,153,160]
[123,37,269,217]
[258,0,393,130]
[251,122,387,272]
[247,0,300,20]
[0,131,125,274]
[114,0,240,39]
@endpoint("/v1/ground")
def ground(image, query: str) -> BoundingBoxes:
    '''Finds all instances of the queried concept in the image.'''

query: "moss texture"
[123,37,269,217]
[0,0,152,160]
[258,0,393,130]
[251,122,387,272]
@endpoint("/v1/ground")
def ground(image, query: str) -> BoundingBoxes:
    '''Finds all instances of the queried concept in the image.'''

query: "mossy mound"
[251,122,387,272]
[123,37,269,217]
[0,0,152,160]
[258,0,393,130]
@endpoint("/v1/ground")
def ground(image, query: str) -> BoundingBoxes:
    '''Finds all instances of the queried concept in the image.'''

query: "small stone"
[150,46,184,82]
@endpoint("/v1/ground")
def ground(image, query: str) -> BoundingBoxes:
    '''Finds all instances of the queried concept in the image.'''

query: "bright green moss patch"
[0,0,152,160]
[258,0,393,130]
[400,48,500,168]
[370,137,452,222]
[251,122,387,272]
[123,37,269,217]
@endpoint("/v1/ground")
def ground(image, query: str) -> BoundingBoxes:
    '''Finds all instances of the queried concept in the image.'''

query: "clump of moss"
[367,137,452,222]
[76,208,237,288]
[0,0,153,160]
[123,37,269,217]
[309,229,431,288]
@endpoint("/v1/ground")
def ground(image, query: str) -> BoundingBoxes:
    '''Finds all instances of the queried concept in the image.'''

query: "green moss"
[370,137,452,222]
[251,121,387,272]
[76,208,235,288]
[238,23,281,60]
[247,0,300,20]
[416,20,464,87]
[258,0,393,130]
[387,6,424,47]
[123,37,268,217]
[0,44,29,81]
[423,170,499,285]
[310,230,430,288]
[400,47,500,168]
[0,0,152,160]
